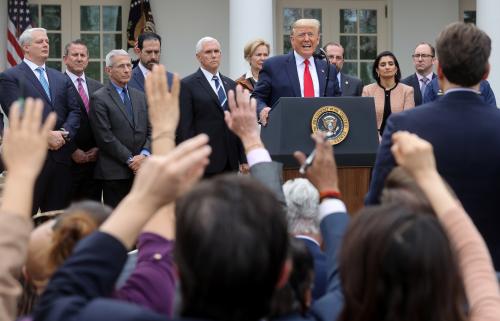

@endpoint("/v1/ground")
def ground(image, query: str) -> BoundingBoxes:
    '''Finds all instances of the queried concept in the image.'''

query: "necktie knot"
[304,59,310,66]
[77,77,83,83]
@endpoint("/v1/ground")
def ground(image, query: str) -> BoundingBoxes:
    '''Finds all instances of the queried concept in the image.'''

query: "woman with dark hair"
[235,39,270,92]
[362,51,414,135]
[338,132,500,321]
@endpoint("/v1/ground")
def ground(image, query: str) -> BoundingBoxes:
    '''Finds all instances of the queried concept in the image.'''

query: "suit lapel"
[19,62,53,106]
[130,88,141,128]
[315,58,327,97]
[285,53,301,97]
[196,69,223,111]
[220,73,232,111]
[133,68,145,91]
[107,83,134,128]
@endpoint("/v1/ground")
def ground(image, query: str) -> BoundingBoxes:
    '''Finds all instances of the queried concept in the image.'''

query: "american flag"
[7,0,32,67]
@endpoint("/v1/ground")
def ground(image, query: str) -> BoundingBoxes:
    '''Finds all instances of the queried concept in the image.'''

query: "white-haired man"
[0,27,80,213]
[177,36,246,176]
[89,49,151,207]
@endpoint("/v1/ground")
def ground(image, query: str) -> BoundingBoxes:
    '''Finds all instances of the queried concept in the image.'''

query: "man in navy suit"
[401,42,437,106]
[366,22,500,270]
[0,27,80,213]
[177,37,246,176]
[252,18,340,125]
[63,39,103,201]
[128,32,173,92]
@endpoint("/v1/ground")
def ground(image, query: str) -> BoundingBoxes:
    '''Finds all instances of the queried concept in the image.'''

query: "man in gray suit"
[324,42,363,96]
[89,49,151,207]
[63,39,103,201]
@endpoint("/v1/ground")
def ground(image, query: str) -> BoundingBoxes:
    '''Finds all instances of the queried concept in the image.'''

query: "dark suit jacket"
[177,68,245,174]
[66,74,103,152]
[423,78,497,107]
[298,237,327,300]
[365,91,500,269]
[401,72,437,106]
[128,66,174,92]
[252,52,341,113]
[339,72,362,96]
[89,82,151,180]
[0,61,80,164]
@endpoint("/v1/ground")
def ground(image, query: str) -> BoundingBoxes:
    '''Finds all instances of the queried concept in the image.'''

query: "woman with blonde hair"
[235,39,270,92]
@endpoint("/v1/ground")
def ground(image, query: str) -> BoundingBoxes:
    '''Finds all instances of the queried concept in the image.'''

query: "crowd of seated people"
[0,22,499,321]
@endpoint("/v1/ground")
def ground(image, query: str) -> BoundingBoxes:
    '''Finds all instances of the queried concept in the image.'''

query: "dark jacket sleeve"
[251,61,273,114]
[62,77,81,140]
[249,161,285,205]
[480,80,497,107]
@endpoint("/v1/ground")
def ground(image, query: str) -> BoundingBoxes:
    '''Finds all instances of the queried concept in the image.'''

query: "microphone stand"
[314,48,330,97]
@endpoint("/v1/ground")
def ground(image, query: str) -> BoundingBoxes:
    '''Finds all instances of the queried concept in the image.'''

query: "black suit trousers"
[32,158,72,214]
[101,179,133,208]
[71,161,102,202]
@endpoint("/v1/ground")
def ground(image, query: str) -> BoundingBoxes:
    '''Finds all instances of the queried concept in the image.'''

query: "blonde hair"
[291,19,320,35]
[243,38,270,62]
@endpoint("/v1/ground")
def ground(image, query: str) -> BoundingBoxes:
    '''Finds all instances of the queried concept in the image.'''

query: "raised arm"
[391,131,500,321]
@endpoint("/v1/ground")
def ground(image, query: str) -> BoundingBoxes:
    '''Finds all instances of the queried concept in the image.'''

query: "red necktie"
[303,59,314,97]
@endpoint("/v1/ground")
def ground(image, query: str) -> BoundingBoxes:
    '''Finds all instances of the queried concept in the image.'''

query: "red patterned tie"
[77,77,90,113]
[303,59,314,97]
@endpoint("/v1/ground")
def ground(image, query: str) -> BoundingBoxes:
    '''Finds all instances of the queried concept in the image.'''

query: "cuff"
[247,148,272,167]
[318,198,347,222]
[140,149,151,157]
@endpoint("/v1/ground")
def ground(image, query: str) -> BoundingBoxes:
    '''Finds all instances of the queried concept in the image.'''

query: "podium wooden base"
[283,167,371,214]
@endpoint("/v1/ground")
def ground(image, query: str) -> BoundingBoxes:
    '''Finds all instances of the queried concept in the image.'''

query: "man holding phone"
[0,27,80,213]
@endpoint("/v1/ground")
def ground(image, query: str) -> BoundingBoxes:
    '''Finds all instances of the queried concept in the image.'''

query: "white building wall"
[389,0,459,79]
[150,0,230,78]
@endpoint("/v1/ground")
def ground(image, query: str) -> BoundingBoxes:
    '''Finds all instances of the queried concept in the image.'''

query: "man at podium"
[252,18,341,125]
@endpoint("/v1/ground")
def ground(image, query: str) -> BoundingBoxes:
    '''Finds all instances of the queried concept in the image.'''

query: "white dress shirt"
[294,51,320,97]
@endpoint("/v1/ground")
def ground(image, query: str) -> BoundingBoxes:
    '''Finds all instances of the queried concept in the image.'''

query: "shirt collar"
[138,62,149,78]
[24,58,46,71]
[245,70,254,80]
[200,66,220,81]
[65,70,86,83]
[110,80,127,92]
[294,51,314,67]
[445,87,481,95]
[416,72,433,82]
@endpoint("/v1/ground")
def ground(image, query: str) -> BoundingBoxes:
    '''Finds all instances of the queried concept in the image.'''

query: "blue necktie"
[212,75,227,109]
[35,67,51,101]
[121,88,134,121]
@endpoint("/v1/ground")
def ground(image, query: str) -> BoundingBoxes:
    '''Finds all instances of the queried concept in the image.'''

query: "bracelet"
[152,131,175,141]
[244,142,264,154]
[319,189,341,202]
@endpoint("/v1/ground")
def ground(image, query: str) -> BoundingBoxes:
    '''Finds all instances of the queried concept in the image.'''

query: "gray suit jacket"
[89,82,151,180]
[340,72,363,96]
[250,161,285,205]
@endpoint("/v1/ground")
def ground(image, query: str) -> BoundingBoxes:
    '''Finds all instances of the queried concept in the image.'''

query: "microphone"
[313,47,327,59]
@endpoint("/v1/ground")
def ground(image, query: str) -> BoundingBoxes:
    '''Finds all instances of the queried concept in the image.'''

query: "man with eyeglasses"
[252,19,341,126]
[88,49,151,208]
[401,42,437,105]
[323,42,362,96]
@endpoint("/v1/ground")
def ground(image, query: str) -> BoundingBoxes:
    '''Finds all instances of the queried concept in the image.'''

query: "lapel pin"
[345,80,349,85]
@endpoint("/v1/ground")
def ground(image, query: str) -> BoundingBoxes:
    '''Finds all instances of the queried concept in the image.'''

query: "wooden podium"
[261,97,379,214]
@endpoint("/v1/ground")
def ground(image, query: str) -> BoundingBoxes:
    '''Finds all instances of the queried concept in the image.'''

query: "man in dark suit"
[366,22,500,269]
[324,41,362,97]
[63,39,103,201]
[128,32,173,92]
[401,42,437,106]
[252,19,340,125]
[177,36,246,176]
[89,49,151,208]
[0,27,80,213]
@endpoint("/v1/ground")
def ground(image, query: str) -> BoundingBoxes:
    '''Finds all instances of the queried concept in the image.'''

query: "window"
[28,0,129,82]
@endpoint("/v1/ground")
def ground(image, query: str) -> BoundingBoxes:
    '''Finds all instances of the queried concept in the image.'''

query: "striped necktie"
[35,67,51,101]
[212,75,227,108]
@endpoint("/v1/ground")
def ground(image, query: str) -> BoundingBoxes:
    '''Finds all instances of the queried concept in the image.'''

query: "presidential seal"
[311,106,349,145]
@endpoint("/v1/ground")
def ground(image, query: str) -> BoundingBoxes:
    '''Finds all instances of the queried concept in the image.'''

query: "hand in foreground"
[129,134,211,209]
[48,131,66,150]
[100,134,211,249]
[1,98,56,217]
[145,64,180,152]
[225,85,261,148]
[391,131,437,180]
[259,106,271,126]
[294,133,339,192]
[2,98,56,178]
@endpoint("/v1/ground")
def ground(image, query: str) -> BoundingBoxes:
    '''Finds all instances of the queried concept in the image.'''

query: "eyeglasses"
[412,54,434,59]
[327,55,343,61]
